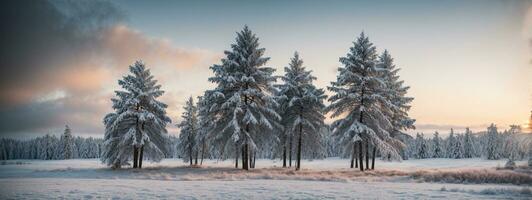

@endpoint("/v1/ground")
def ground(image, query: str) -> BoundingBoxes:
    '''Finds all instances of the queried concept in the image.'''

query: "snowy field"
[0,158,530,199]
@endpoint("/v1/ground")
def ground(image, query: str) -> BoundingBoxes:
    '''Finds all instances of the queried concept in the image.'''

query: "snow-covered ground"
[0,158,530,199]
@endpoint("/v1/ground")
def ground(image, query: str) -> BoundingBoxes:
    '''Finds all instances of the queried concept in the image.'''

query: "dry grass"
[411,168,532,185]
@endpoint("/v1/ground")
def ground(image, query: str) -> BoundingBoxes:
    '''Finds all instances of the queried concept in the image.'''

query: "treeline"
[0,126,102,160]
[1,124,530,164]
[0,126,180,160]
[404,125,531,161]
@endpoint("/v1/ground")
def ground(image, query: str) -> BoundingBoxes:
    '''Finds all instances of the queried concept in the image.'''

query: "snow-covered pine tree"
[484,124,501,160]
[177,96,200,165]
[326,32,401,171]
[445,129,456,158]
[195,95,212,165]
[277,52,326,170]
[463,128,474,158]
[414,133,430,159]
[378,50,414,162]
[205,26,280,170]
[60,125,74,159]
[450,133,464,159]
[273,85,291,167]
[101,61,171,169]
[432,131,443,158]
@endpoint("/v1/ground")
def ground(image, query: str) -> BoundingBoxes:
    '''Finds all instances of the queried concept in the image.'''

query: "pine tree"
[61,125,74,159]
[378,50,415,163]
[445,129,456,158]
[432,131,443,158]
[450,133,464,159]
[196,95,211,165]
[277,52,326,170]
[484,124,500,160]
[205,26,279,170]
[414,133,429,159]
[326,32,401,171]
[463,128,474,158]
[177,97,200,165]
[101,61,171,169]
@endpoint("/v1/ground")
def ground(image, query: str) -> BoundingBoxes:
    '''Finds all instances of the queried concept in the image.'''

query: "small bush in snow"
[504,160,516,170]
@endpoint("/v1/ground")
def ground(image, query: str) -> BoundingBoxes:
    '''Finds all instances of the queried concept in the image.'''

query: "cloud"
[0,0,219,138]
[101,25,220,71]
[412,123,490,135]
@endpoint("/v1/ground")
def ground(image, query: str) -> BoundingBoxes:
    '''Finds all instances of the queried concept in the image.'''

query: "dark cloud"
[0,0,123,105]
[0,0,219,138]
[0,0,124,137]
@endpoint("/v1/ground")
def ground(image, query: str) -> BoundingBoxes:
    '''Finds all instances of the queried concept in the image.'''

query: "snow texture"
[0,158,530,199]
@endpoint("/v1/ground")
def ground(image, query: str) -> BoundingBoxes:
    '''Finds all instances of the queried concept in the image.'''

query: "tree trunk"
[365,142,369,170]
[282,143,287,168]
[138,145,144,169]
[355,147,358,168]
[251,151,256,168]
[371,146,376,170]
[133,147,138,168]
[235,146,239,168]
[189,144,193,165]
[358,86,365,172]
[194,150,198,165]
[249,148,253,168]
[289,134,292,167]
[241,145,245,169]
[296,124,302,171]
[359,141,364,171]
[200,141,205,165]
[243,142,249,170]
[350,144,355,168]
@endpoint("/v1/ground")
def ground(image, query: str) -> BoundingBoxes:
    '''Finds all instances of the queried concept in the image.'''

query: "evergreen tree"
[277,52,326,170]
[414,133,429,159]
[205,26,279,170]
[484,124,500,160]
[196,95,212,165]
[432,131,443,158]
[378,50,415,161]
[463,128,474,158]
[177,97,200,165]
[101,61,172,168]
[326,32,400,171]
[61,125,74,159]
[445,129,456,158]
[450,133,464,159]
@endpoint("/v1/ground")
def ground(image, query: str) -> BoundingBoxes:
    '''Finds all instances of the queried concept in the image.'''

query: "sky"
[0,0,531,138]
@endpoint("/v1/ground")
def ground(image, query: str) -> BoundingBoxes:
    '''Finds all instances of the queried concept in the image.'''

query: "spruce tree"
[101,61,171,168]
[326,32,400,171]
[414,133,429,159]
[206,26,279,170]
[463,128,474,158]
[61,125,74,159]
[277,52,326,170]
[377,50,415,164]
[432,131,443,158]
[196,95,212,165]
[484,124,500,160]
[451,134,464,159]
[177,97,200,165]
[445,129,456,158]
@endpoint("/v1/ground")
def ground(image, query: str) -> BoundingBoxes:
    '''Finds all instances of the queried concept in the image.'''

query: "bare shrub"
[411,169,532,185]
